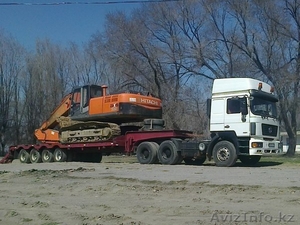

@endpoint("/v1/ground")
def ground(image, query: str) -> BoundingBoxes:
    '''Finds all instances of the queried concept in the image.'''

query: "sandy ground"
[0,156,299,225]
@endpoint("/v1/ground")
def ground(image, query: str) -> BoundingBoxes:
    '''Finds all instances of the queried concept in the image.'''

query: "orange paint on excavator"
[34,85,162,143]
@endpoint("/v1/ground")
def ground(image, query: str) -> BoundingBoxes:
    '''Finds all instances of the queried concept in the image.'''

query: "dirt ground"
[0,156,299,225]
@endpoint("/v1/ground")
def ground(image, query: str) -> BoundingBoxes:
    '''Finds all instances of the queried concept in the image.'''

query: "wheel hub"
[20,154,25,161]
[56,152,62,160]
[44,152,50,160]
[32,152,37,160]
[142,149,149,159]
[217,147,230,161]
[162,149,171,159]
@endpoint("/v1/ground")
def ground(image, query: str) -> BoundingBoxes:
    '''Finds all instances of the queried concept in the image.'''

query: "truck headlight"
[251,142,263,148]
[198,143,206,151]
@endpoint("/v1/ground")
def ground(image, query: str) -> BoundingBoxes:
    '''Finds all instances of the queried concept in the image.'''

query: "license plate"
[268,143,275,148]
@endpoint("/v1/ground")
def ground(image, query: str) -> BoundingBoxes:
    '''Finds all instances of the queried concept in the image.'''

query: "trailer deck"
[2,129,193,164]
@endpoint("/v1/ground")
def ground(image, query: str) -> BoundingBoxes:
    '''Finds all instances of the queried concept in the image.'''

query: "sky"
[0,0,139,49]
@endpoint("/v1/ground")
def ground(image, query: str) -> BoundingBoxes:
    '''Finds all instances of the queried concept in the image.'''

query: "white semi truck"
[203,77,282,166]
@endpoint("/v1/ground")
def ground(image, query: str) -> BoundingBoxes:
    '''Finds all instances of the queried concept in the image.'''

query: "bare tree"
[83,38,127,92]
[212,0,300,156]
[0,32,25,154]
[22,40,69,143]
[96,2,214,131]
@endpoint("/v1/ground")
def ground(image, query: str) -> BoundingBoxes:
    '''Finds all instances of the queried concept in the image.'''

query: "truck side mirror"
[240,97,248,115]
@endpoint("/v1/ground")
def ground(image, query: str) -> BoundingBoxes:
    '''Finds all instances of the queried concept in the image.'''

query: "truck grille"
[262,124,277,137]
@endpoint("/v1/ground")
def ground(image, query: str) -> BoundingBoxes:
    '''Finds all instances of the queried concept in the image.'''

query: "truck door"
[210,98,225,131]
[224,97,249,136]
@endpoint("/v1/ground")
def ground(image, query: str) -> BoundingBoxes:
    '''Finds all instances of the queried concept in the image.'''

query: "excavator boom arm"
[34,94,72,142]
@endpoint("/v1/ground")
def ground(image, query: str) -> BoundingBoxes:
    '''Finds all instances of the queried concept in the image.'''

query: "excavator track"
[57,116,121,144]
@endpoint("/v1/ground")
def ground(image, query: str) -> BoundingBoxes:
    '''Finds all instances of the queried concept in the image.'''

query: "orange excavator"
[34,85,162,144]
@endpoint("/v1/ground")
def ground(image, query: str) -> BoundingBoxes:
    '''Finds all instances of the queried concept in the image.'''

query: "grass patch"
[41,223,59,225]
[5,210,19,217]
[102,155,138,163]
[260,154,300,165]
[22,218,33,222]
[0,171,9,174]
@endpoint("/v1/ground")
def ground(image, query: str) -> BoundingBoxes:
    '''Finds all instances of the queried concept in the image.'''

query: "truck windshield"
[250,97,277,118]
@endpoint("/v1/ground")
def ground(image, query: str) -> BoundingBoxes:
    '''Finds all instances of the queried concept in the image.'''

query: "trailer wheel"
[157,140,179,165]
[53,148,67,162]
[184,157,206,165]
[136,142,158,164]
[82,152,103,163]
[30,149,42,163]
[149,142,159,163]
[239,155,261,166]
[212,141,237,167]
[42,149,54,163]
[19,149,31,164]
[93,152,103,163]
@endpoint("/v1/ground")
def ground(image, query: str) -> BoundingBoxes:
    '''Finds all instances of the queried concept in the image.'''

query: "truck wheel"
[136,142,158,164]
[93,152,103,163]
[212,141,237,167]
[239,155,261,166]
[53,148,67,162]
[157,140,179,165]
[42,149,54,163]
[184,157,206,165]
[19,149,31,164]
[177,155,183,164]
[30,149,42,163]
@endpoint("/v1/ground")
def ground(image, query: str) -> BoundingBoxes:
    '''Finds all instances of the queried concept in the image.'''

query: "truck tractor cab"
[208,78,282,166]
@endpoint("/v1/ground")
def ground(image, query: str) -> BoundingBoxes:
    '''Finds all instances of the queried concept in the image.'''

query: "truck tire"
[149,142,160,163]
[212,141,237,167]
[42,149,54,163]
[92,152,103,163]
[82,152,103,163]
[136,142,158,164]
[30,149,42,163]
[19,149,31,164]
[157,140,179,165]
[177,155,183,164]
[53,148,67,162]
[184,157,206,165]
[239,155,261,166]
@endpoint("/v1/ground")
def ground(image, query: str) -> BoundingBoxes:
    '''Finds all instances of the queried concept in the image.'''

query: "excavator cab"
[70,85,103,118]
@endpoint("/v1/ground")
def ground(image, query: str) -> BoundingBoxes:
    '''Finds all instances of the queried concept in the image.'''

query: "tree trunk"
[286,134,296,157]
[0,141,5,156]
